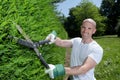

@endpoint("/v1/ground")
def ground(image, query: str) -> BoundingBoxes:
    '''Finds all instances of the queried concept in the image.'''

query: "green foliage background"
[0,0,67,80]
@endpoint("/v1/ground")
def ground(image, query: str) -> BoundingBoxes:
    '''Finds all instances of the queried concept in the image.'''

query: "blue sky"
[56,0,102,17]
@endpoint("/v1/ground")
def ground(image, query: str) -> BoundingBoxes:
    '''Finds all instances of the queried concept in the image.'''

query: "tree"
[115,0,120,37]
[115,17,120,37]
[52,0,65,3]
[100,0,120,36]
[64,0,106,38]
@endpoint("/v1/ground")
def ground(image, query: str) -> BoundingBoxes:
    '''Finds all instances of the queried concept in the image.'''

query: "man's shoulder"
[91,41,103,51]
[71,37,82,41]
[70,37,82,45]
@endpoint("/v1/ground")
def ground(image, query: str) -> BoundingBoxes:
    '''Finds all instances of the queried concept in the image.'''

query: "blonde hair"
[82,18,96,27]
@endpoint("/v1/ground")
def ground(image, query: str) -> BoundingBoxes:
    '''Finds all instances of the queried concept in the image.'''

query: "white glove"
[45,64,55,79]
[45,64,65,79]
[46,31,56,44]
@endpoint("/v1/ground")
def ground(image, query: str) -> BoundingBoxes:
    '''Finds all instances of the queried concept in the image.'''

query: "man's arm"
[65,56,97,75]
[55,37,72,48]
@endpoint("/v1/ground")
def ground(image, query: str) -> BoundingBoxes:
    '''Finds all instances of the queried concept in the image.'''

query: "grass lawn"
[94,35,120,80]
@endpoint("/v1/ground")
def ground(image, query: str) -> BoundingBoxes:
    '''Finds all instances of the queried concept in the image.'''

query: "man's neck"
[81,38,93,44]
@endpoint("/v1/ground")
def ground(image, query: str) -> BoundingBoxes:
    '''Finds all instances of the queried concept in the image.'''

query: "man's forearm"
[65,57,97,76]
[65,65,87,75]
[55,37,72,48]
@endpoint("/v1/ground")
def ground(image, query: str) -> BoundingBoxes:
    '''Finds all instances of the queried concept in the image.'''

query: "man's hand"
[45,64,55,79]
[45,64,65,79]
[46,31,57,44]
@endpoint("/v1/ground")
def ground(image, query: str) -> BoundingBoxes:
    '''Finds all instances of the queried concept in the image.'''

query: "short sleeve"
[70,37,82,45]
[88,45,103,64]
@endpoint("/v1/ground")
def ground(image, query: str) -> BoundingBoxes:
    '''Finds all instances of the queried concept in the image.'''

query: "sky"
[56,0,102,17]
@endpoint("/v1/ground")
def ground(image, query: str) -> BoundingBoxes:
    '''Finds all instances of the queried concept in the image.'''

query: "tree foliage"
[100,0,120,36]
[116,18,120,37]
[0,0,67,80]
[52,0,65,3]
[64,0,106,38]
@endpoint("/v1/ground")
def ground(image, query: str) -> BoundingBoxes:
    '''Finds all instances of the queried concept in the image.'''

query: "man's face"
[81,22,96,39]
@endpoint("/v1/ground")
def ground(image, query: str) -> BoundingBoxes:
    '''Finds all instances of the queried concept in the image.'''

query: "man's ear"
[93,29,96,34]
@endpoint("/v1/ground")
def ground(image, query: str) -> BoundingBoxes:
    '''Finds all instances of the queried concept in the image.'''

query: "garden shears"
[10,23,56,69]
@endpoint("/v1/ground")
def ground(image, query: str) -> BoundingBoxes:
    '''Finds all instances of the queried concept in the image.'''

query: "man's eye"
[88,28,92,29]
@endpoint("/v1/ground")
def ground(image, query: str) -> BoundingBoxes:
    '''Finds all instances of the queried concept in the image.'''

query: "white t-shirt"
[70,38,103,80]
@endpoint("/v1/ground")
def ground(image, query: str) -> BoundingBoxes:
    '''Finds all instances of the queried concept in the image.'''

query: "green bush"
[0,0,67,80]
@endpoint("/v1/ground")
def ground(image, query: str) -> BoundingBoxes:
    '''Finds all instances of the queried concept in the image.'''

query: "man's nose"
[84,28,88,32]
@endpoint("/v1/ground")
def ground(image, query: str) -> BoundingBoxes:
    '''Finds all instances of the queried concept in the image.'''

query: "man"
[45,18,103,80]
